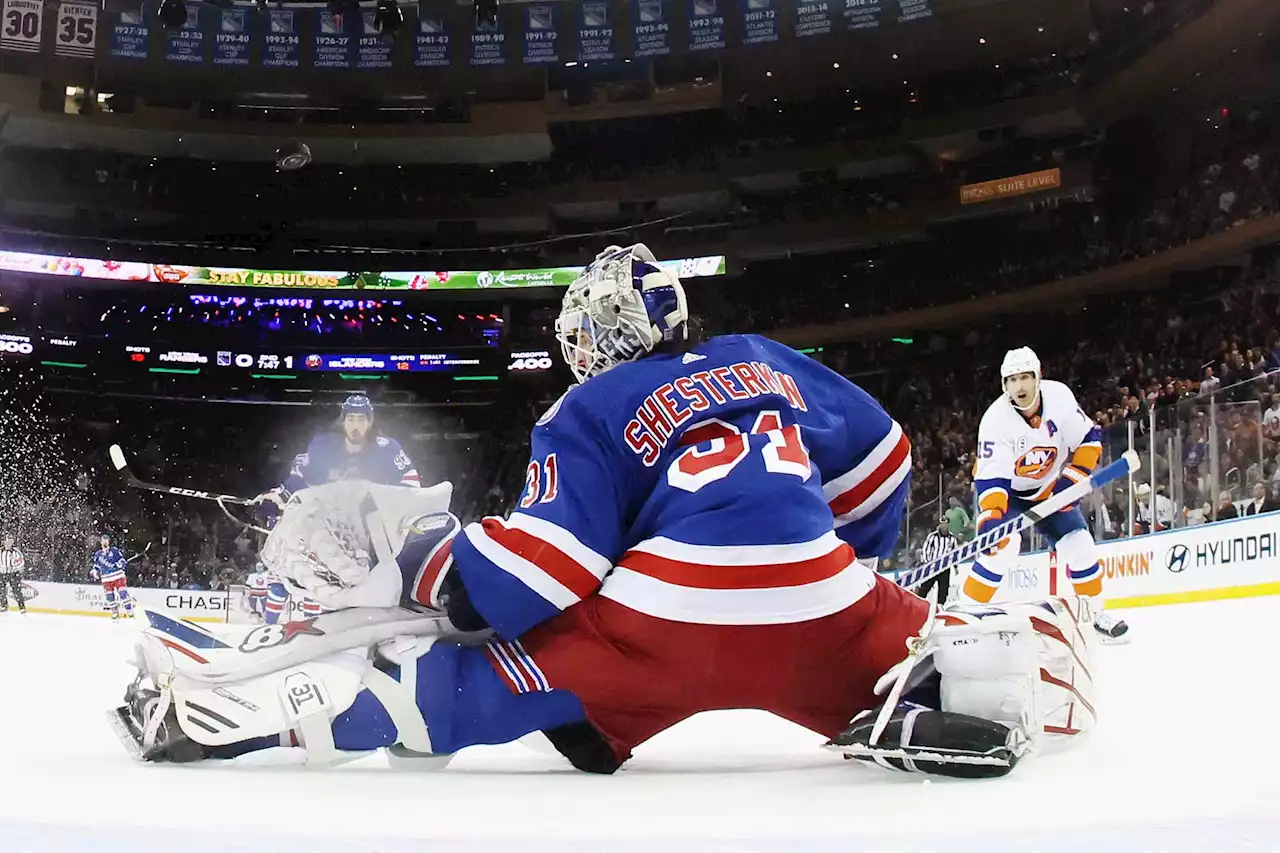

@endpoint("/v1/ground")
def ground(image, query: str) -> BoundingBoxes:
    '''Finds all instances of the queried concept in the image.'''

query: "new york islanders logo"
[1014,446,1058,479]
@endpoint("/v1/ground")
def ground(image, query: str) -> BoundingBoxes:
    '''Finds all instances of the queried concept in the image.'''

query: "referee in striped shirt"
[918,517,958,605]
[0,533,27,614]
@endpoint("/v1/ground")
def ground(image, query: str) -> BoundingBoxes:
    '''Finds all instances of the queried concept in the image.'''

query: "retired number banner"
[1,0,43,53]
[55,0,97,58]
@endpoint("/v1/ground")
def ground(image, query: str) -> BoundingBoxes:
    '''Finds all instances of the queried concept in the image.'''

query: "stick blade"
[109,444,128,472]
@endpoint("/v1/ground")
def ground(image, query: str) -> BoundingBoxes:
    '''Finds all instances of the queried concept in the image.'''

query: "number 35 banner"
[1,0,43,54]
[56,1,98,58]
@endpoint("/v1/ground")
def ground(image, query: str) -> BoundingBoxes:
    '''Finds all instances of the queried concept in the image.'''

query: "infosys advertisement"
[0,252,728,290]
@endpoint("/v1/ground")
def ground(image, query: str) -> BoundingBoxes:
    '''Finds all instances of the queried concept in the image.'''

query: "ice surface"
[1,598,1278,853]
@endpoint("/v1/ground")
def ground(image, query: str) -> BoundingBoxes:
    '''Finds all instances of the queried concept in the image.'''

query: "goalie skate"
[108,674,207,763]
[825,706,1028,779]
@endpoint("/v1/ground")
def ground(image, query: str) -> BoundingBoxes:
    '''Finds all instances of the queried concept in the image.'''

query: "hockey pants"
[0,574,25,611]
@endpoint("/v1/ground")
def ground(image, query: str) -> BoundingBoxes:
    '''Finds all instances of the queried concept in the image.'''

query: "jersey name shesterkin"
[449,334,914,639]
[975,379,1101,507]
[284,433,420,494]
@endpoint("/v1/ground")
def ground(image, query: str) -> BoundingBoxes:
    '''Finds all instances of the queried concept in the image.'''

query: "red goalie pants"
[498,574,929,764]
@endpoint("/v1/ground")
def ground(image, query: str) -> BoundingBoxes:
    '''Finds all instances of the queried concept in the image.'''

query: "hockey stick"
[108,445,271,534]
[125,543,153,563]
[891,450,1142,592]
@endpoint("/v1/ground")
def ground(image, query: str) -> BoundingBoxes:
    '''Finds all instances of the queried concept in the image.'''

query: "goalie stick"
[108,444,270,534]
[891,450,1141,592]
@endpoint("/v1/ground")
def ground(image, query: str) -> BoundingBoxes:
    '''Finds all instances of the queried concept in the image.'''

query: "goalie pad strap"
[362,665,435,754]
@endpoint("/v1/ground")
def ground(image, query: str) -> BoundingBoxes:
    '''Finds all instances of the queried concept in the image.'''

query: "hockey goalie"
[112,244,1096,778]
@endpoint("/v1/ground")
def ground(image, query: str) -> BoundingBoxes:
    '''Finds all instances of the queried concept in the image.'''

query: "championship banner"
[1,0,43,54]
[357,7,393,68]
[164,5,205,63]
[687,0,724,51]
[109,4,147,59]
[740,0,778,45]
[520,4,557,64]
[841,0,880,30]
[468,11,504,65]
[262,8,299,67]
[577,1,613,62]
[314,8,356,69]
[959,168,1062,205]
[893,0,931,22]
[792,0,831,37]
[212,6,251,66]
[413,9,450,66]
[631,0,669,57]
[55,1,98,58]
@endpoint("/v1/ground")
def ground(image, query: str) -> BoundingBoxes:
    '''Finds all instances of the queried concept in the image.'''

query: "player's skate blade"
[825,707,1025,778]
[109,679,208,763]
[1092,611,1130,644]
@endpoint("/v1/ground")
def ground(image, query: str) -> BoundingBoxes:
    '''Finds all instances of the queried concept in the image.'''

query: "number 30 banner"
[56,0,98,57]
[1,0,43,53]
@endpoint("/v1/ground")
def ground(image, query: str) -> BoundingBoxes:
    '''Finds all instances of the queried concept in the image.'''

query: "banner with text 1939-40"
[212,7,251,66]
[55,1,98,58]
[1,0,43,54]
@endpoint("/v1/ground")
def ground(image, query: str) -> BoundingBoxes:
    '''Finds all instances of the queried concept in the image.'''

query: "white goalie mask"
[1000,346,1042,413]
[555,243,689,384]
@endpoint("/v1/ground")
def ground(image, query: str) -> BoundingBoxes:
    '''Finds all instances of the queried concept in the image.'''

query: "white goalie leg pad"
[931,598,1096,745]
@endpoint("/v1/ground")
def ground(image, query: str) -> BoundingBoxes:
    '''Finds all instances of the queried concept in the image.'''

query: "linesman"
[0,533,28,614]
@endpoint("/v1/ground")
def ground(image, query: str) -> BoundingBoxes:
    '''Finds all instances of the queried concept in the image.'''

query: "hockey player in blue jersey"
[115,244,1100,778]
[91,534,134,621]
[256,394,422,624]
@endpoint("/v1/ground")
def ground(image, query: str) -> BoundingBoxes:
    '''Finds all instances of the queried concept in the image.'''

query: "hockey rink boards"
[0,597,1277,853]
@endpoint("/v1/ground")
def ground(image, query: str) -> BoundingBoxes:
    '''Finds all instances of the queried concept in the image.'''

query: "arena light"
[373,0,403,36]
[157,0,186,29]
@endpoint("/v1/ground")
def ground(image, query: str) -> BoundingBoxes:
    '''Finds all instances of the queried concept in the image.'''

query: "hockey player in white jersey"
[965,347,1129,641]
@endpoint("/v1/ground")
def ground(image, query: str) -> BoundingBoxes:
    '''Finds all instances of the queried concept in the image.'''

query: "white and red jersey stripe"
[461,512,613,610]
[400,468,422,487]
[600,531,872,625]
[822,419,911,529]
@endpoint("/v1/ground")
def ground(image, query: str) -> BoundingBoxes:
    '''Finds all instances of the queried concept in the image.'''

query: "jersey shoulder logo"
[681,352,706,364]
[1014,446,1058,479]
[376,436,391,447]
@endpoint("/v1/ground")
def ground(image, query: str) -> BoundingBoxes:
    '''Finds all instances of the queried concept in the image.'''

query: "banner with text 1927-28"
[1,0,43,54]
[55,0,98,57]
[109,4,148,59]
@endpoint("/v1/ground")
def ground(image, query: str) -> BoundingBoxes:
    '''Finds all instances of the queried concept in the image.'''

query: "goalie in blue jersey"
[115,244,1101,779]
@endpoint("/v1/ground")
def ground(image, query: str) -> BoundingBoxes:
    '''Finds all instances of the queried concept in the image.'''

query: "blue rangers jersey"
[450,334,913,639]
[93,547,128,583]
[282,433,420,495]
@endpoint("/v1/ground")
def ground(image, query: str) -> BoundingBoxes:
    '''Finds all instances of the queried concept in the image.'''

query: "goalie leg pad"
[933,599,1096,741]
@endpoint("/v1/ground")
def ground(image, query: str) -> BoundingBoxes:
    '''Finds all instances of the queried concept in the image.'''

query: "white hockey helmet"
[555,243,688,384]
[1000,346,1042,412]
